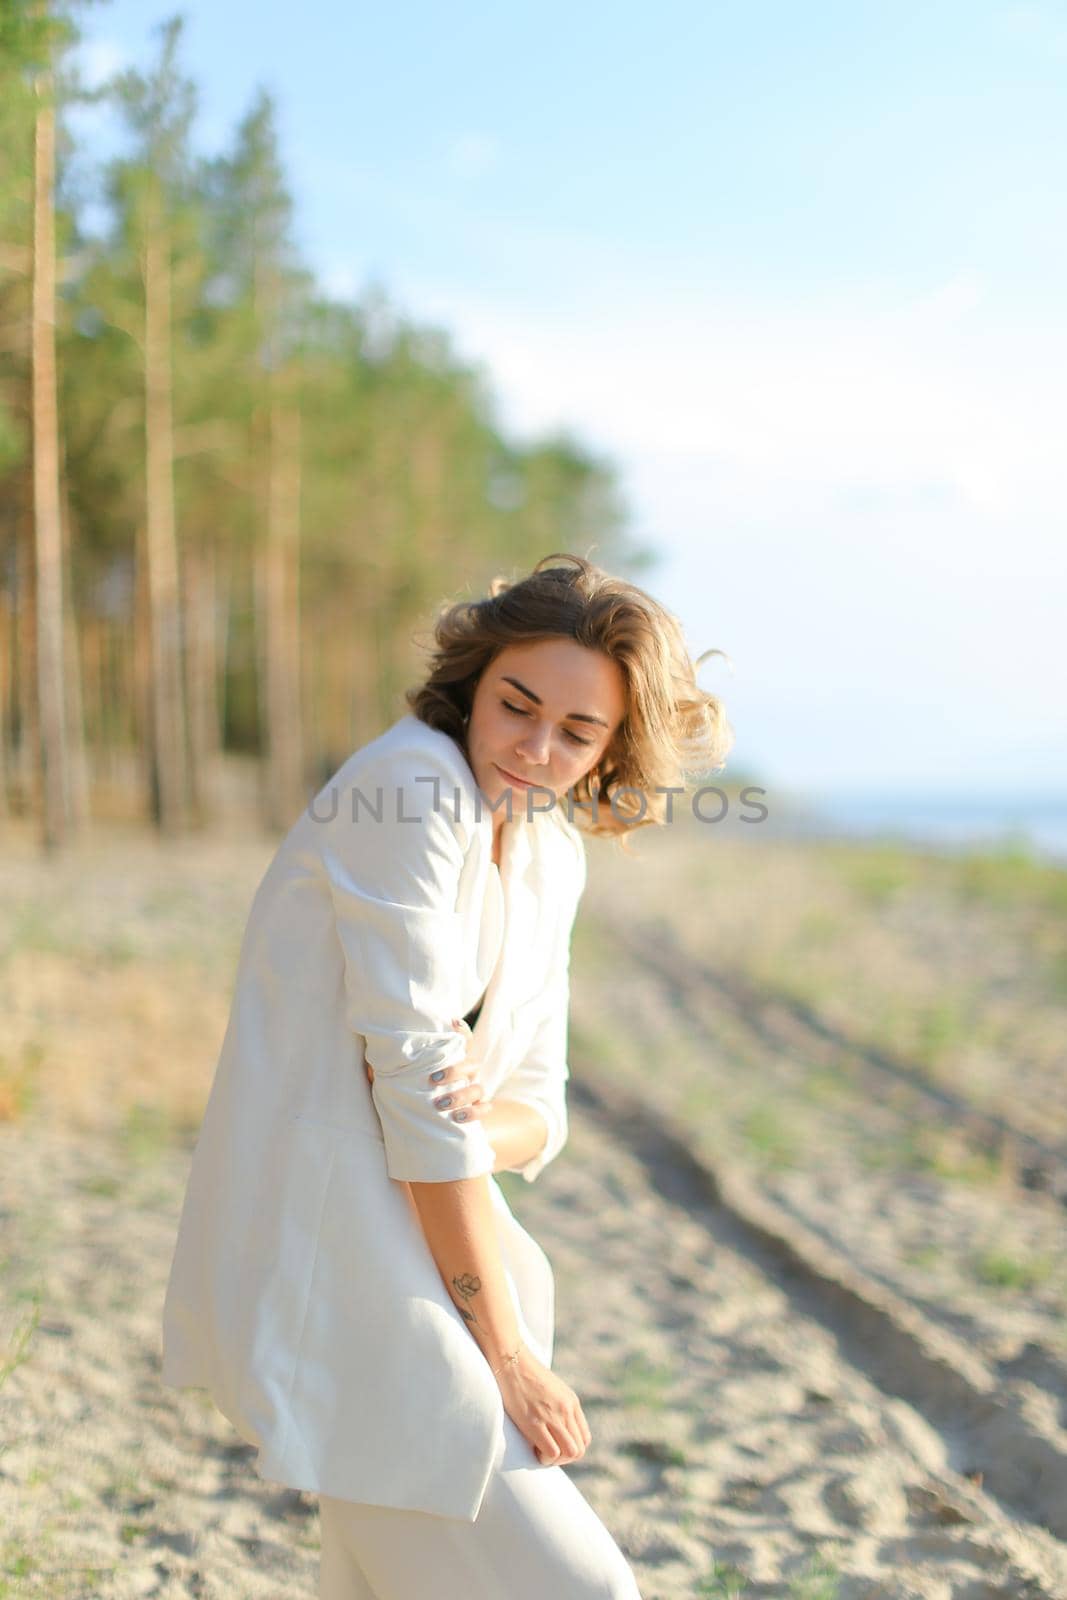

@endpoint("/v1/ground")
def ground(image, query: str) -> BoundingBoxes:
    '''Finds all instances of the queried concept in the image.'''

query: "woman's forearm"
[484,1099,548,1175]
[406,1101,547,1367]
[408,1175,521,1367]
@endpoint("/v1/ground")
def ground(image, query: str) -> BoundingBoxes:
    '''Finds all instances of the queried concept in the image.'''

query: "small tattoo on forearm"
[453,1271,481,1324]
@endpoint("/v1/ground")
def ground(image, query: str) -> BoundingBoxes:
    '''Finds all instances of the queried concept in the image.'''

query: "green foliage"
[970,1246,1057,1291]
[617,1352,675,1409]
[825,841,917,904]
[1,5,640,808]
[951,841,1067,912]
[740,1100,799,1169]
[119,1099,174,1165]
[697,1561,750,1597]
[0,1284,40,1393]
[0,0,75,69]
[786,1551,842,1599]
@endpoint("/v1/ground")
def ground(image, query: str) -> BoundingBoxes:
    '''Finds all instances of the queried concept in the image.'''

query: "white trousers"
[317,1413,644,1599]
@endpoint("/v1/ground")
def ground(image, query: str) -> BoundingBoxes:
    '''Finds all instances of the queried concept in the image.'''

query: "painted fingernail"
[453,1110,469,1121]
[430,1069,446,1083]
[435,1095,453,1110]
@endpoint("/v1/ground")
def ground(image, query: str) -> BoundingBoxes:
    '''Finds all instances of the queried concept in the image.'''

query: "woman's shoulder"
[304,714,484,852]
[330,714,476,799]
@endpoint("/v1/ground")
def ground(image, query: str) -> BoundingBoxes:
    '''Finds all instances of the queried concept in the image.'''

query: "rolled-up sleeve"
[315,752,497,1184]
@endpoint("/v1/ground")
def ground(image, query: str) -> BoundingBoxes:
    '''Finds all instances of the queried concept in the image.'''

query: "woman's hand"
[494,1343,592,1466]
[425,1017,491,1124]
[365,1019,490,1125]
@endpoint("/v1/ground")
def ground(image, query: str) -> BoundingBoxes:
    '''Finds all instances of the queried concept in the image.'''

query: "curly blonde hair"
[405,552,734,846]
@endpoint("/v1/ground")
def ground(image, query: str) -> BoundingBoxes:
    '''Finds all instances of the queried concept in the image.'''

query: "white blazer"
[160,712,587,1522]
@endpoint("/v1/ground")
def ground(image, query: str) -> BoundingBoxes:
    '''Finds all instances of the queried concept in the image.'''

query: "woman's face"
[466,638,627,819]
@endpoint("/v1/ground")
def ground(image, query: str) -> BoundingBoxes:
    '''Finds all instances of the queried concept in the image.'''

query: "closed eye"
[501,700,591,746]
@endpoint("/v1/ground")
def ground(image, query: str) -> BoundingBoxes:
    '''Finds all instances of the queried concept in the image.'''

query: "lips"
[496,764,535,789]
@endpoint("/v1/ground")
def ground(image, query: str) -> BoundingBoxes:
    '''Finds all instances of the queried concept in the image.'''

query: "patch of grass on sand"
[618,1352,675,1411]
[0,1539,40,1594]
[757,963,836,1015]
[117,1100,175,1166]
[697,1559,750,1597]
[3,904,75,960]
[970,1246,1058,1292]
[1041,944,1067,999]
[739,1101,799,1170]
[950,840,1067,912]
[99,933,140,966]
[786,1549,843,1599]
[793,908,844,946]
[901,1244,943,1270]
[570,917,617,977]
[571,1017,630,1078]
[619,1438,688,1467]
[143,886,195,918]
[912,996,971,1069]
[890,1124,1006,1186]
[821,841,918,906]
[100,1461,143,1508]
[824,833,1067,915]
[0,1560,120,1597]
[799,1063,856,1107]
[678,1080,720,1120]
[0,1284,41,1394]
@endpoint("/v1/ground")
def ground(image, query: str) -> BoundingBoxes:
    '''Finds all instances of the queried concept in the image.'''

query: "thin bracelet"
[490,1343,521,1377]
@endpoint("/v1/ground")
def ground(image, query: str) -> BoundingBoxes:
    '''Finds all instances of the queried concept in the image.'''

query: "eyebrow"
[499,675,610,729]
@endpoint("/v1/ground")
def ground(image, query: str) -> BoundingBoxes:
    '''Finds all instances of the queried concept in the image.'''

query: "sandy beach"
[2,817,1066,1598]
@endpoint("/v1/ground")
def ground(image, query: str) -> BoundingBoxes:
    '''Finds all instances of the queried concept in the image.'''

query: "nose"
[515,720,552,768]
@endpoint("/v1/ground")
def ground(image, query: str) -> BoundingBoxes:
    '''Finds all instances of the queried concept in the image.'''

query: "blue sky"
[74,1,1067,801]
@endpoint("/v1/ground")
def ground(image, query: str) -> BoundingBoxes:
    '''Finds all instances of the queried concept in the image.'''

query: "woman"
[161,552,732,1599]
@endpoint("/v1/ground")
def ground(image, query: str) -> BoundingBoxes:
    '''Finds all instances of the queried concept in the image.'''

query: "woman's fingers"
[433,1079,490,1121]
[429,1018,485,1118]
[557,1420,587,1462]
[537,1422,586,1466]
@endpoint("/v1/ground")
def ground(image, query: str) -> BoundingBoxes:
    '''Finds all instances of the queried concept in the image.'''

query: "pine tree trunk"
[143,195,188,832]
[60,479,90,828]
[14,476,39,814]
[185,537,221,825]
[214,550,232,773]
[0,584,11,820]
[263,388,303,829]
[31,82,68,850]
[81,615,101,776]
[133,521,155,822]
